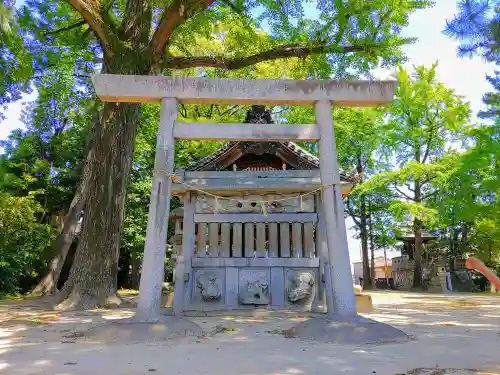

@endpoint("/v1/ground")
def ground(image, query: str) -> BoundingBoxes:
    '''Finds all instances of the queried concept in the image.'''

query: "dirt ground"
[0,291,499,375]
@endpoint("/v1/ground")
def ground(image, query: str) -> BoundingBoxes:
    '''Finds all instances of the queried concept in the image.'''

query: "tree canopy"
[1,0,499,300]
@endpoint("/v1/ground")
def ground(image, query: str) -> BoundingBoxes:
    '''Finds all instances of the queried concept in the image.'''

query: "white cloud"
[0,91,37,148]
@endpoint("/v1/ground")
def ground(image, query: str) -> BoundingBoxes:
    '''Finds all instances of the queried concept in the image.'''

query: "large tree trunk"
[412,218,423,289]
[412,138,424,289]
[368,201,376,285]
[30,108,103,296]
[55,101,141,310]
[412,176,423,289]
[118,250,132,289]
[359,194,372,289]
[370,225,375,284]
[130,252,141,290]
[30,201,83,296]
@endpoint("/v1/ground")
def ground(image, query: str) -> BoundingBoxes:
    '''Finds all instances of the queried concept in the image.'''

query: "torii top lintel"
[91,74,397,106]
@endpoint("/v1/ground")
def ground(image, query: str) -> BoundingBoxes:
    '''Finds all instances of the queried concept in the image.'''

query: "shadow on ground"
[0,292,499,375]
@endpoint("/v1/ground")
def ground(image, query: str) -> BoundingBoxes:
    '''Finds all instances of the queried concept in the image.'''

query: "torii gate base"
[91,75,408,344]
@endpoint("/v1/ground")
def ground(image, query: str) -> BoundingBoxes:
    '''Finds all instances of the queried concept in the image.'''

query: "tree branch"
[63,0,117,58]
[46,20,86,35]
[422,190,440,201]
[422,109,440,164]
[421,176,437,187]
[164,43,373,70]
[219,0,245,13]
[393,185,415,201]
[348,211,361,227]
[405,182,415,192]
[422,124,437,164]
[117,0,152,43]
[372,9,393,39]
[217,105,239,118]
[150,0,216,63]
[346,199,361,227]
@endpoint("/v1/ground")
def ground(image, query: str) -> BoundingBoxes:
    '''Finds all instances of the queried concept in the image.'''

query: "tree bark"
[118,249,131,289]
[412,176,423,289]
[412,217,423,289]
[359,193,372,289]
[461,223,469,247]
[30,201,83,296]
[368,200,376,285]
[55,101,141,310]
[30,97,103,297]
[130,252,141,290]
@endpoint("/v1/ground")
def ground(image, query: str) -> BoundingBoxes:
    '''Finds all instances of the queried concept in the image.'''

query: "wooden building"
[168,108,360,311]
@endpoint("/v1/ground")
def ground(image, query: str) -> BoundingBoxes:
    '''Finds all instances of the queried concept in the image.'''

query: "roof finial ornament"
[244,105,273,124]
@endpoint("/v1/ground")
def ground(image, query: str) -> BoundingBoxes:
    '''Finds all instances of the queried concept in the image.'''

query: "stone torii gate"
[92,75,396,323]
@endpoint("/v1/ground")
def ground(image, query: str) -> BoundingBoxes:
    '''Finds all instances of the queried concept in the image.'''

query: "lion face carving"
[240,279,270,305]
[196,274,221,301]
[287,272,315,302]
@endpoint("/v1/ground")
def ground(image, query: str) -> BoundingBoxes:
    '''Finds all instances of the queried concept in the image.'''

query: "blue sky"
[0,2,495,263]
[1,2,493,141]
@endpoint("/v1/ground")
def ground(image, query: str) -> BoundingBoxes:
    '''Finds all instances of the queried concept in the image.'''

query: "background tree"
[361,63,471,288]
[334,108,386,289]
[281,103,399,289]
[0,0,33,116]
[442,0,500,288]
[445,0,499,119]
[0,193,55,295]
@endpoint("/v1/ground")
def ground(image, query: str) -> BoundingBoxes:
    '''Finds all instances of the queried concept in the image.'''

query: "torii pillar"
[316,100,356,316]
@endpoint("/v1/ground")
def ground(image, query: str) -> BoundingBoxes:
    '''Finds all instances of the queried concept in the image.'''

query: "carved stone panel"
[195,193,314,214]
[239,269,270,305]
[193,269,224,304]
[285,269,317,308]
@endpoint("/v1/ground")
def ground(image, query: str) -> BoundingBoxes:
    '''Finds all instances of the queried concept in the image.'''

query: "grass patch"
[118,289,139,296]
[267,329,286,335]
[0,294,40,302]
[222,327,240,332]
[403,297,484,307]
[1,312,60,326]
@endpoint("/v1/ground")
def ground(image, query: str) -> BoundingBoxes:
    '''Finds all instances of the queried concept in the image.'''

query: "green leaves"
[445,0,499,119]
[0,1,33,115]
[0,193,55,295]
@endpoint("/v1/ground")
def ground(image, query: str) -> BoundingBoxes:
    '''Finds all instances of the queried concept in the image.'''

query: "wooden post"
[219,223,231,257]
[208,223,219,257]
[314,193,334,315]
[291,222,303,258]
[174,193,195,315]
[137,97,178,322]
[196,223,207,257]
[315,100,356,316]
[232,223,243,257]
[279,223,291,257]
[256,223,266,257]
[303,222,314,258]
[244,223,254,258]
[268,223,279,258]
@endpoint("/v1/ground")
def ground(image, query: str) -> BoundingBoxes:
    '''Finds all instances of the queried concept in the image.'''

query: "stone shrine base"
[81,312,203,344]
[287,314,409,344]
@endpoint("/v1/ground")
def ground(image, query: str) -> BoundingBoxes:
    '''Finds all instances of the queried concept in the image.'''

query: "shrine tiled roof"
[187,141,360,184]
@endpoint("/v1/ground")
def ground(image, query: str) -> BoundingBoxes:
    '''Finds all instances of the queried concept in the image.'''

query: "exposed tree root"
[54,289,124,311]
